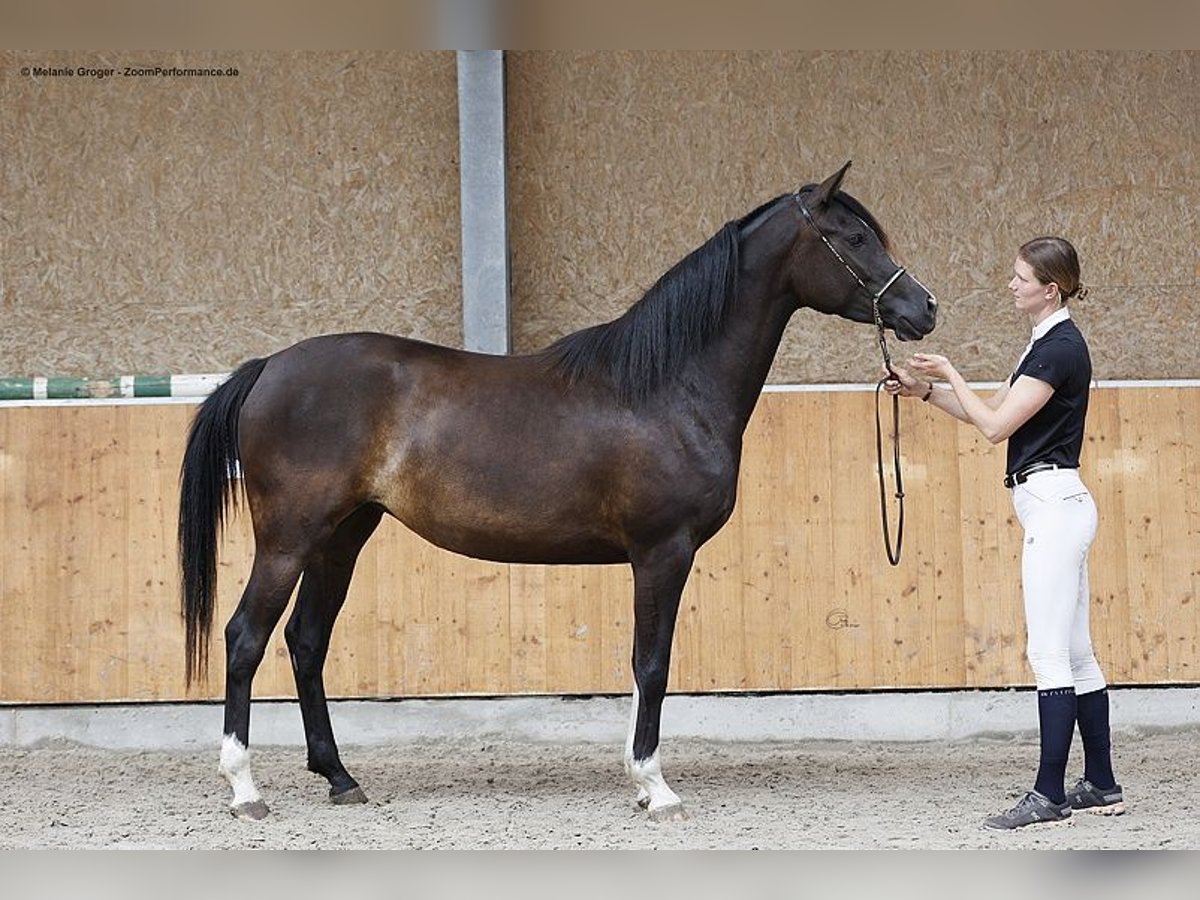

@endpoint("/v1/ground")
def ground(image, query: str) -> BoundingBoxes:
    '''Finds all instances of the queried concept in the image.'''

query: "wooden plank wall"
[0,387,1196,704]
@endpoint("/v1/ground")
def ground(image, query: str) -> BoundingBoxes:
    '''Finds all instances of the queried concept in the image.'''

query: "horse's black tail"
[179,357,269,687]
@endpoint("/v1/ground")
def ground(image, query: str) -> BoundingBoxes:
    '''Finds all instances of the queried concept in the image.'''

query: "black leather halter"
[797,196,908,566]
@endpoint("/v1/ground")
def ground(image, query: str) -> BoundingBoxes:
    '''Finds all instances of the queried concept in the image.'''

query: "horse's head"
[786,162,937,342]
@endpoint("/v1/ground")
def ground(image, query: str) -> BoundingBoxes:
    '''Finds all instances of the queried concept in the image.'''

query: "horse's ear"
[811,160,852,208]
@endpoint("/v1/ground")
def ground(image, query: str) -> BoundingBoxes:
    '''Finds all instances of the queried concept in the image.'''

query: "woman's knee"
[1070,653,1107,694]
[1026,647,1072,690]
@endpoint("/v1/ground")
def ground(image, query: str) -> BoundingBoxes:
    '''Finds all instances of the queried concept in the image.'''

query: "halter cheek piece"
[795,193,909,567]
[795,196,907,374]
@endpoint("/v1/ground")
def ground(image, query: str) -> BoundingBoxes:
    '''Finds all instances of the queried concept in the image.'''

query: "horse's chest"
[700,477,739,529]
[672,451,740,528]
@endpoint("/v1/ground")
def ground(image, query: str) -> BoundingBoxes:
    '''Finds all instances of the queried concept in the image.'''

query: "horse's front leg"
[625,538,694,822]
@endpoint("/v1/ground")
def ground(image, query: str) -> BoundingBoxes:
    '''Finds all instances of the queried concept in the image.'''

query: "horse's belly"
[403,517,629,566]
[369,419,730,565]
[381,495,629,566]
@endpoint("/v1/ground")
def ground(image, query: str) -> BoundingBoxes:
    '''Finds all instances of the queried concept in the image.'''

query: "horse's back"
[245,331,511,410]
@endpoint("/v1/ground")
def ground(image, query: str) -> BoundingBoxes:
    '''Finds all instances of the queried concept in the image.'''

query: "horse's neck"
[683,276,795,443]
[705,204,803,436]
[667,205,799,443]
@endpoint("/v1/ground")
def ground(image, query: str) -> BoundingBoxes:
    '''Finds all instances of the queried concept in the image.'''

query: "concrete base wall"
[4,688,1199,750]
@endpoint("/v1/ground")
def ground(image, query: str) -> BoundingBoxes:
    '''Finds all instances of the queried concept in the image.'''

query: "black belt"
[1003,462,1073,489]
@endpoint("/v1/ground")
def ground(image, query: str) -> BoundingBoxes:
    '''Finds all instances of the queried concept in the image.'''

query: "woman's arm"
[909,354,1053,444]
[884,364,1010,424]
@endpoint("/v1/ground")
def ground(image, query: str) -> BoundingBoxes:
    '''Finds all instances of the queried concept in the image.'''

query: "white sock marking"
[628,750,681,813]
[624,684,639,765]
[624,684,681,813]
[218,734,262,808]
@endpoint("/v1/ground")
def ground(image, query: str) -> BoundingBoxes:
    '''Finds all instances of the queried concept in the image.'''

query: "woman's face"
[1008,256,1056,314]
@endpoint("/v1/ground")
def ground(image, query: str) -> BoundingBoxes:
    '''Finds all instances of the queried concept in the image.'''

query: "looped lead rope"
[874,374,904,566]
[874,291,905,566]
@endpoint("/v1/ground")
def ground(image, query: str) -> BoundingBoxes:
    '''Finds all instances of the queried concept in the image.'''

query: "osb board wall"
[506,51,1199,383]
[3,51,1195,383]
[0,51,462,376]
[1,387,1196,704]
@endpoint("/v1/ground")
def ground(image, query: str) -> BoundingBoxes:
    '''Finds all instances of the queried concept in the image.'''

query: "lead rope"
[797,196,907,565]
[873,297,904,566]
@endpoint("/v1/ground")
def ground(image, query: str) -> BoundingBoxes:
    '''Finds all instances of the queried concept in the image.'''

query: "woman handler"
[885,236,1124,830]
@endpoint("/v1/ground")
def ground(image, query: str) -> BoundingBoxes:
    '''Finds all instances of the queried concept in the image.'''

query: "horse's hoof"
[330,785,368,805]
[648,803,688,823]
[636,792,651,810]
[230,799,270,821]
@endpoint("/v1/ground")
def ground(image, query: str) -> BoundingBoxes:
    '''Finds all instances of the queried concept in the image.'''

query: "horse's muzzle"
[893,295,937,341]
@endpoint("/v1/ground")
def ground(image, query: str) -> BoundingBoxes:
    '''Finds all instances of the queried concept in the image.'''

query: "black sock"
[1033,687,1077,804]
[1076,687,1116,789]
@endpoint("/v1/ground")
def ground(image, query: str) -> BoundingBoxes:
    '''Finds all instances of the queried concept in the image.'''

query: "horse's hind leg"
[625,537,694,822]
[284,504,384,805]
[220,548,307,820]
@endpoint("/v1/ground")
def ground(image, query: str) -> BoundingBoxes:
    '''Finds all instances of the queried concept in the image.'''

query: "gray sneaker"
[983,791,1072,830]
[1066,778,1125,815]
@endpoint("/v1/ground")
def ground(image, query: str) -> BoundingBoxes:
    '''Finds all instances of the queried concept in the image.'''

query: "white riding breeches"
[1011,469,1107,693]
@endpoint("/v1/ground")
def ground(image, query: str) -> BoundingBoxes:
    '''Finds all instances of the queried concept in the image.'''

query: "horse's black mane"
[541,189,885,405]
[543,194,789,406]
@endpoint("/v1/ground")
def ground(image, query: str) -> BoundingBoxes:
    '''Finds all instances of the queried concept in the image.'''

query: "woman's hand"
[908,352,957,382]
[881,363,929,399]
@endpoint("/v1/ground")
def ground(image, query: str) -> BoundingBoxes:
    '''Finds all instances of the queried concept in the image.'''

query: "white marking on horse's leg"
[627,750,683,818]
[624,685,682,817]
[218,734,262,808]
[624,685,638,766]
[624,686,649,806]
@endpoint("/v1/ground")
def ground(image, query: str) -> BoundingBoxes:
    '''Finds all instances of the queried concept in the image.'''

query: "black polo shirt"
[1006,318,1092,476]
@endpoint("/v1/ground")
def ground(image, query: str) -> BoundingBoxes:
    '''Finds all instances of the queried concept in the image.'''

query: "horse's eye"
[848,233,866,247]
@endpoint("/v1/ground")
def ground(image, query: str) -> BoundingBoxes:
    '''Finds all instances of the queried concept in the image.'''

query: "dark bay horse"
[179,162,937,821]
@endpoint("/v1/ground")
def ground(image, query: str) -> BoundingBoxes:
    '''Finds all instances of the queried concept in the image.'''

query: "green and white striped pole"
[0,373,227,402]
